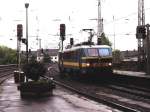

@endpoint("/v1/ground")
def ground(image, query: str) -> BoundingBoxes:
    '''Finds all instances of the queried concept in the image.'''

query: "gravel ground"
[46,63,150,112]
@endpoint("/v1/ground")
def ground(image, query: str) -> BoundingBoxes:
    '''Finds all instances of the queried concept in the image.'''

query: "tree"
[100,33,112,46]
[113,49,123,63]
[0,46,17,64]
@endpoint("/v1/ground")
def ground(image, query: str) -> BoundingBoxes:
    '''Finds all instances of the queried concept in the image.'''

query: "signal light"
[29,49,31,53]
[17,24,23,41]
[60,24,66,41]
[97,38,101,45]
[21,38,27,44]
[136,25,146,39]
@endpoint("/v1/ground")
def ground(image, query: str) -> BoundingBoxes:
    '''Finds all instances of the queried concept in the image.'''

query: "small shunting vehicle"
[58,42,113,76]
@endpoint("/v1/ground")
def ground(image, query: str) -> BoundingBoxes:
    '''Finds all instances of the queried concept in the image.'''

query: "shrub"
[22,58,47,81]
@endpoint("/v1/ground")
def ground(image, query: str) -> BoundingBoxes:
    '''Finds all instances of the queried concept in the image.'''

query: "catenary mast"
[97,0,103,39]
[138,0,145,70]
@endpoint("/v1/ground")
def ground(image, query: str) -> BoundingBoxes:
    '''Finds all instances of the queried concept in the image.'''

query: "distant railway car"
[58,43,113,76]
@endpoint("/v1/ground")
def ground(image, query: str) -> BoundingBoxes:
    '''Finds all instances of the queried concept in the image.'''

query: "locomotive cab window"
[98,48,112,57]
[87,48,99,57]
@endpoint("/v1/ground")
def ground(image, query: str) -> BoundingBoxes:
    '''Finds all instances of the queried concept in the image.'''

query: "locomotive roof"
[59,45,111,53]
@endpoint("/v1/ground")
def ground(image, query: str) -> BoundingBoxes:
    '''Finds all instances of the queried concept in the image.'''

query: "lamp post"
[25,3,29,63]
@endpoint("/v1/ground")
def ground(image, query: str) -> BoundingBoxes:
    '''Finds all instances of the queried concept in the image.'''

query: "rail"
[0,64,17,84]
[43,76,140,112]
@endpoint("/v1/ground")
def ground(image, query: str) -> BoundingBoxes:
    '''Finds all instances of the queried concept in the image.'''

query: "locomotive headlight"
[86,63,90,67]
[108,63,112,66]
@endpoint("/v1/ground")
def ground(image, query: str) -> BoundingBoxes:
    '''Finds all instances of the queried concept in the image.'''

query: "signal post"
[145,24,150,75]
[136,24,150,75]
[17,24,23,81]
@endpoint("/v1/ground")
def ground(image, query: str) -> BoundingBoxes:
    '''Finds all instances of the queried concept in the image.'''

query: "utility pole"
[97,0,103,39]
[25,3,29,64]
[25,3,29,82]
[137,0,145,70]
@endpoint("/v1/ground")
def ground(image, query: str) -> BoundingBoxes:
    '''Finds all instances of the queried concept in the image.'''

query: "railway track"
[1,63,150,111]
[0,64,17,84]
[106,84,150,99]
[46,63,150,112]
[44,76,139,112]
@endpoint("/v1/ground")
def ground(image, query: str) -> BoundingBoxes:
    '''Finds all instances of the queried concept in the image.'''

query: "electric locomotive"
[58,42,113,76]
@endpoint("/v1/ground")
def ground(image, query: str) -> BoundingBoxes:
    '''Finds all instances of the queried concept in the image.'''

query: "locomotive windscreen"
[87,48,98,56]
[84,48,112,57]
[98,48,112,57]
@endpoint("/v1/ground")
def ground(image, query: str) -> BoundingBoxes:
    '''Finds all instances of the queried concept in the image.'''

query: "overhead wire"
[104,8,150,25]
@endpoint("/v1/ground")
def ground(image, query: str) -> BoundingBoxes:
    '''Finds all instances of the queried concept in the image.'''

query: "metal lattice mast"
[138,0,145,69]
[138,0,145,26]
[97,0,103,38]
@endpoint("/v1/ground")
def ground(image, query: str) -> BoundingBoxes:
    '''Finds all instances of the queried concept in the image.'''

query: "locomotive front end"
[80,46,113,75]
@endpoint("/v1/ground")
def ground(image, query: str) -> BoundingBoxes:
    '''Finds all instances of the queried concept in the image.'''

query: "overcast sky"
[0,0,150,51]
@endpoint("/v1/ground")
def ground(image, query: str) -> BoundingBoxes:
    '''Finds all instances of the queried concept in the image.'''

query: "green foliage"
[101,33,112,46]
[113,49,121,54]
[113,49,122,63]
[0,46,17,64]
[22,57,47,81]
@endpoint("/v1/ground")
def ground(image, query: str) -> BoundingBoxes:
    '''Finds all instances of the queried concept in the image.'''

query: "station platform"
[0,77,119,112]
[114,70,150,79]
